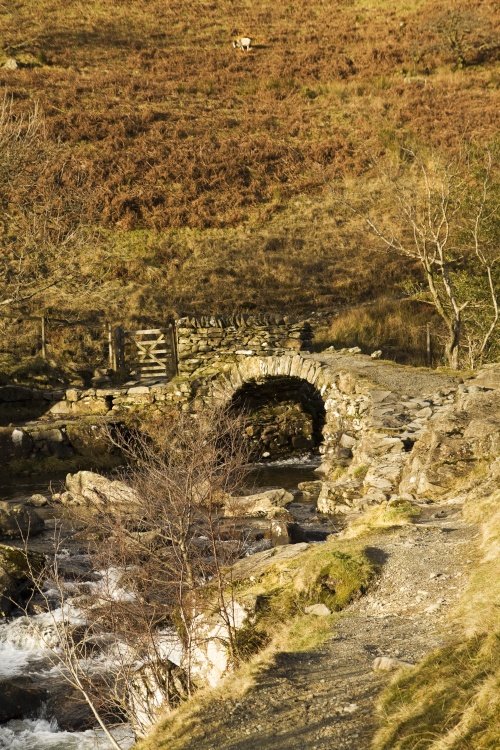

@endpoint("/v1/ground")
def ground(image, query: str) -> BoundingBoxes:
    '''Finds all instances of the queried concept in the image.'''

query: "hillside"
[0,0,498,331]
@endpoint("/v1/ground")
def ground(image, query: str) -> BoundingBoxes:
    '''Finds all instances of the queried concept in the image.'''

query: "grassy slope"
[135,536,373,750]
[373,489,500,750]
[135,501,420,750]
[0,0,498,329]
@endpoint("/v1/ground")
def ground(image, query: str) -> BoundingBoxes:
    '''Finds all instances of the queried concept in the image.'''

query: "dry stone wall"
[176,315,313,376]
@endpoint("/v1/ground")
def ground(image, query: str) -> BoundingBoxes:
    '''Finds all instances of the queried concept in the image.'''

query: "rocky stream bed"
[0,458,336,750]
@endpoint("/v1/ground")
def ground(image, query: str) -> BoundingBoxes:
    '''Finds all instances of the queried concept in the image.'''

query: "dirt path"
[310,351,460,397]
[181,503,476,750]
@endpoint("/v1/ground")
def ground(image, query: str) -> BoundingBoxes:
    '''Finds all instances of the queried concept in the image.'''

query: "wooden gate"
[125,325,177,380]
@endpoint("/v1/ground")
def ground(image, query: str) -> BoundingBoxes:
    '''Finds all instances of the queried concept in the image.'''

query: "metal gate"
[125,325,177,380]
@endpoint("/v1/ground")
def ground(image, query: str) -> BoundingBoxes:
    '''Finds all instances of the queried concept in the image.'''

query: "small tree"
[348,146,499,369]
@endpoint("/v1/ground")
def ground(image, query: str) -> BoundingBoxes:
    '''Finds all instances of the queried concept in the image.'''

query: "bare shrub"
[26,406,250,739]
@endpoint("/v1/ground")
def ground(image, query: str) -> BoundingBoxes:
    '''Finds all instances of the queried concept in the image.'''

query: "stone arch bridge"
[1,315,461,512]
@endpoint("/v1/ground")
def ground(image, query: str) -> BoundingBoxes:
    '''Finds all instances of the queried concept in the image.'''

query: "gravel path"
[180,503,475,750]
[310,351,460,397]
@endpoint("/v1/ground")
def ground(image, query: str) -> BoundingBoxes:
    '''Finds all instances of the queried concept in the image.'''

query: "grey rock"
[0,501,44,539]
[27,494,48,508]
[304,603,331,616]
[63,471,140,510]
[372,656,413,671]
[224,488,293,519]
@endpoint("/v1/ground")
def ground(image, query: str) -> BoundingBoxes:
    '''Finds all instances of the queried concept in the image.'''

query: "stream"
[0,457,333,749]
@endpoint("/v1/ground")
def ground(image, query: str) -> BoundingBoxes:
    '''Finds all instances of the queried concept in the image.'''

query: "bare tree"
[347,146,499,369]
[20,529,124,750]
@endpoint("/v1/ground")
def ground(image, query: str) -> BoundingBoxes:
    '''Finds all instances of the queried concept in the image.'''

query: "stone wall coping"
[176,314,312,331]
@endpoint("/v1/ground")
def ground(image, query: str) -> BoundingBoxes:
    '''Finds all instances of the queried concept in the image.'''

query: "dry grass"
[373,487,500,750]
[0,1,497,372]
[315,298,445,364]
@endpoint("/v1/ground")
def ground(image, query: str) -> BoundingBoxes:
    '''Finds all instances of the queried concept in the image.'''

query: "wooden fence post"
[41,315,47,359]
[171,318,179,376]
[107,322,115,371]
[113,326,126,379]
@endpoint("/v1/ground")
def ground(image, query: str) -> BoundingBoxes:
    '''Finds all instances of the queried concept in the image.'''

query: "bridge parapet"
[176,315,313,376]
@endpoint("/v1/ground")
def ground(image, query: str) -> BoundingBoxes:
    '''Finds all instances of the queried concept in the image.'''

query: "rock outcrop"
[0,544,42,616]
[400,382,500,500]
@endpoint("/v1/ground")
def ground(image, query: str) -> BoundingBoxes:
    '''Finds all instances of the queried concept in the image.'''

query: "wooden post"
[41,315,47,359]
[107,322,115,371]
[426,324,432,367]
[114,326,126,380]
[171,318,179,376]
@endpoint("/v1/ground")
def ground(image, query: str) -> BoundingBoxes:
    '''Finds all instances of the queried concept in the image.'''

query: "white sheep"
[232,37,252,51]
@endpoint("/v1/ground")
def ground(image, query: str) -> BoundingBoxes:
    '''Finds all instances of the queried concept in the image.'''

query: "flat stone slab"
[230,542,310,582]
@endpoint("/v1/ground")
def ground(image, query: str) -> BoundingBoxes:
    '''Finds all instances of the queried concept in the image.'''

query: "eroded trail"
[179,504,475,750]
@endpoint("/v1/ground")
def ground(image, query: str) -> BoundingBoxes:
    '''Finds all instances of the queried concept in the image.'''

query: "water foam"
[0,718,134,750]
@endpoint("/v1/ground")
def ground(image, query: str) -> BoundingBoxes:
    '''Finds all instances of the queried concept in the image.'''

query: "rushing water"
[0,719,134,750]
[0,456,327,749]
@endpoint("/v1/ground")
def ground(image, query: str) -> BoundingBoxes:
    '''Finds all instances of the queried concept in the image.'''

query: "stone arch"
[229,375,326,457]
[200,355,368,463]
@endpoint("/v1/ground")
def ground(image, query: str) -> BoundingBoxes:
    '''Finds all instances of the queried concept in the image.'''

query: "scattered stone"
[3,58,18,70]
[27,494,48,508]
[304,603,331,617]
[370,350,382,359]
[341,703,358,713]
[372,656,414,671]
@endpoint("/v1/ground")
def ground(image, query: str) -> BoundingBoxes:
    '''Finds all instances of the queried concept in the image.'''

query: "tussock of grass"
[231,537,373,658]
[341,499,420,540]
[316,298,445,366]
[373,488,500,749]
[373,634,500,750]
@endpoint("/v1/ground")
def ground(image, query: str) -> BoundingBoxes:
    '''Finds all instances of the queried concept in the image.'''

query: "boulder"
[298,480,323,502]
[304,603,331,616]
[64,422,115,460]
[230,542,310,582]
[0,544,43,616]
[62,471,139,510]
[27,494,48,508]
[224,488,293,519]
[128,659,188,735]
[316,480,362,515]
[0,501,44,539]
[0,676,48,722]
[189,599,252,689]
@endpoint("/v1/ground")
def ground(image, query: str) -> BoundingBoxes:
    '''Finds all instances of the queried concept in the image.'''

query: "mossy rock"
[0,501,44,540]
[0,543,44,616]
[65,421,115,459]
